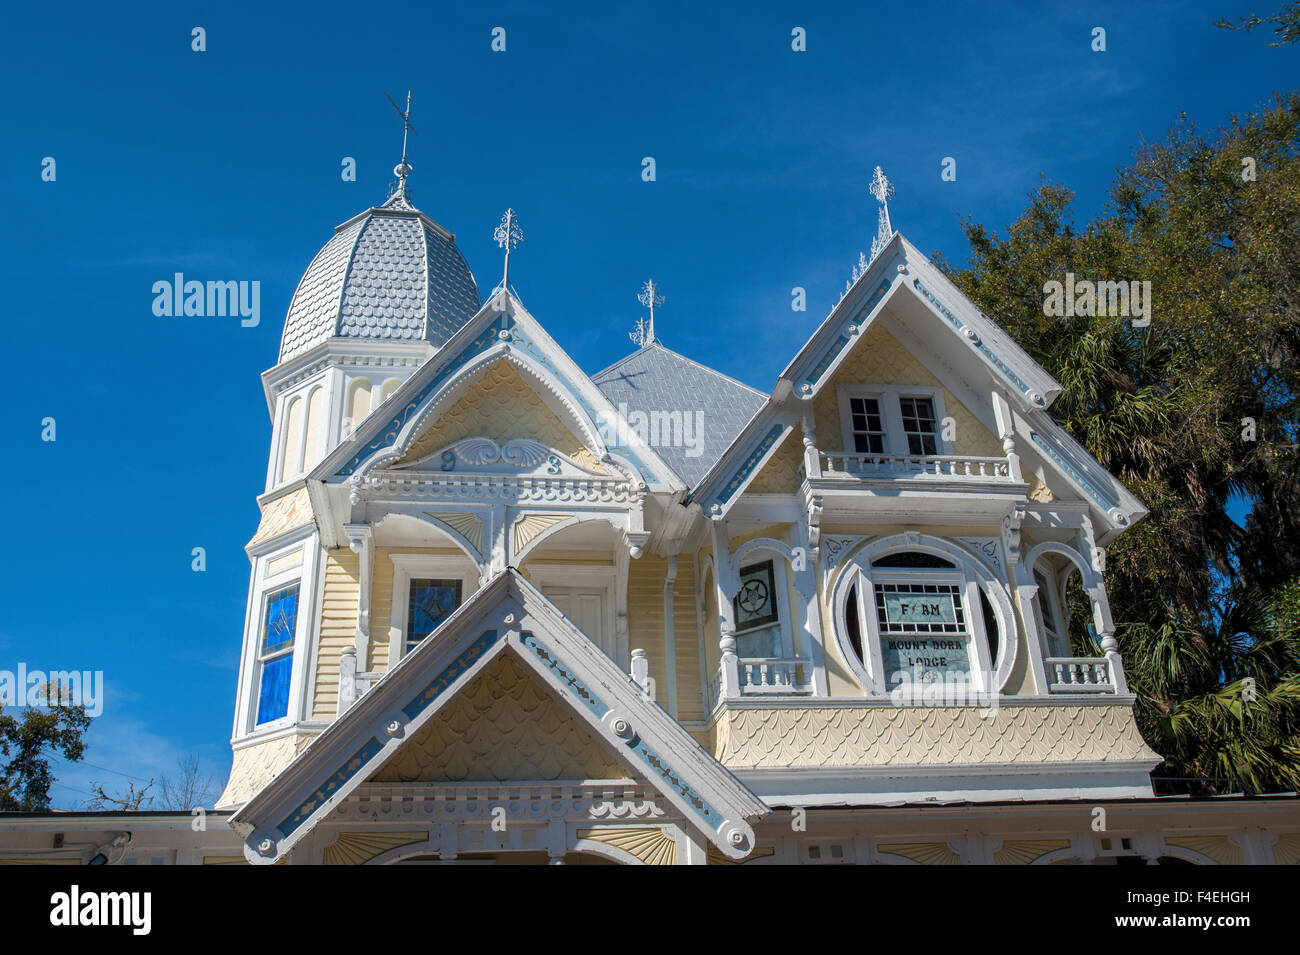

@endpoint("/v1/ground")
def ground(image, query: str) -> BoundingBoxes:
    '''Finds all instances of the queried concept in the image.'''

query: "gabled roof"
[308,288,685,493]
[690,232,1148,542]
[228,569,768,863]
[592,343,766,488]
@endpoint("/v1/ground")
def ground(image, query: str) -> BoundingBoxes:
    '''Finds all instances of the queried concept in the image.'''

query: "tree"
[87,778,154,811]
[158,754,217,811]
[939,92,1300,793]
[1214,1,1300,45]
[0,685,92,811]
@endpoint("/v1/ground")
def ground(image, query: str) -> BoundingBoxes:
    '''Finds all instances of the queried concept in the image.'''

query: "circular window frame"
[830,534,1018,696]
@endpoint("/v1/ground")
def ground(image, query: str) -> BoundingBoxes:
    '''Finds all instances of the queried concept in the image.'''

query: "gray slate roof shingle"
[593,343,767,489]
[278,194,481,362]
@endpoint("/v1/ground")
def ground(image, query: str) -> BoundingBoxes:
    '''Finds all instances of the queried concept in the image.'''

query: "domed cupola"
[277,189,482,363]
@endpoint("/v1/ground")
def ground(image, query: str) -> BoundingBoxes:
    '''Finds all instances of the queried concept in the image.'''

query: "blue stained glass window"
[256,653,293,724]
[262,586,299,654]
[406,579,462,652]
[256,583,299,725]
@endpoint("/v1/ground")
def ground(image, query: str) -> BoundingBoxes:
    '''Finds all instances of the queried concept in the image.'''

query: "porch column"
[344,523,374,673]
[800,407,821,480]
[710,518,740,699]
[1078,519,1127,693]
[992,389,1023,483]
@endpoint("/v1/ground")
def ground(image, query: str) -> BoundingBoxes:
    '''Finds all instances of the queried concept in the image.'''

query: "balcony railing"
[819,452,1013,481]
[738,658,814,695]
[1045,657,1114,693]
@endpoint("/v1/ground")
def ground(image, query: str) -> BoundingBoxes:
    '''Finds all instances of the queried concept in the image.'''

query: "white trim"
[235,535,322,738]
[735,758,1161,807]
[388,553,481,666]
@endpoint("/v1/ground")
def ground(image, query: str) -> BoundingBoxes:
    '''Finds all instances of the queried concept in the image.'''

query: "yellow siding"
[312,550,359,722]
[624,554,705,722]
[671,554,703,722]
[748,432,803,494]
[627,556,669,709]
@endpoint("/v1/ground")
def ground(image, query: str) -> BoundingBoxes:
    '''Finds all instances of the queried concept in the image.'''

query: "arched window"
[301,386,325,470]
[833,538,1014,698]
[345,378,372,437]
[379,377,402,404]
[279,395,304,483]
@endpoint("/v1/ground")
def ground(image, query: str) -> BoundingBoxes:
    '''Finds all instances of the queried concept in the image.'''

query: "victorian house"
[3,164,1297,867]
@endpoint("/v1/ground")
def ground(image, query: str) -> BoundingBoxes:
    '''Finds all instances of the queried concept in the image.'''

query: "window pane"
[734,561,779,630]
[853,432,884,453]
[900,397,938,455]
[736,624,782,658]
[256,653,293,724]
[848,396,885,455]
[407,578,463,649]
[262,585,299,654]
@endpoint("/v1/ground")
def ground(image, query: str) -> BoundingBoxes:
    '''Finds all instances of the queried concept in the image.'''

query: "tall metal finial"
[494,209,523,286]
[630,279,665,347]
[869,165,895,260]
[386,90,415,197]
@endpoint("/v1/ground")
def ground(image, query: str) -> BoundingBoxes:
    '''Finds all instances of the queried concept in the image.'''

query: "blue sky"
[1,1,1295,808]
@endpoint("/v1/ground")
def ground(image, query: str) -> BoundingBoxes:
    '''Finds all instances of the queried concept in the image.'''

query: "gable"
[742,325,1004,497]
[372,653,628,782]
[812,323,1003,458]
[394,358,606,471]
[229,569,767,863]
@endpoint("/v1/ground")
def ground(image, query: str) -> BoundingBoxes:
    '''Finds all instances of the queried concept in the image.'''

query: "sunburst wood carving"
[1273,833,1300,865]
[322,831,427,865]
[707,845,775,865]
[424,511,484,553]
[576,826,676,865]
[512,513,569,555]
[877,842,961,865]
[993,839,1070,865]
[1164,835,1242,865]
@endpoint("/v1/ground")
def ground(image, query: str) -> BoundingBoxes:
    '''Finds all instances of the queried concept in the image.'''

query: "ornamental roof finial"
[630,278,665,347]
[843,166,897,299]
[868,165,895,261]
[494,208,523,287]
[385,90,415,199]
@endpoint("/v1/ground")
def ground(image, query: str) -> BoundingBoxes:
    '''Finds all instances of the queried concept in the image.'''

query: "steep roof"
[592,343,766,488]
[277,192,481,362]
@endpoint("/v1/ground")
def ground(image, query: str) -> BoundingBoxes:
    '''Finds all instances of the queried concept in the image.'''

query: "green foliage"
[940,92,1300,793]
[1214,1,1300,45]
[0,687,92,811]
